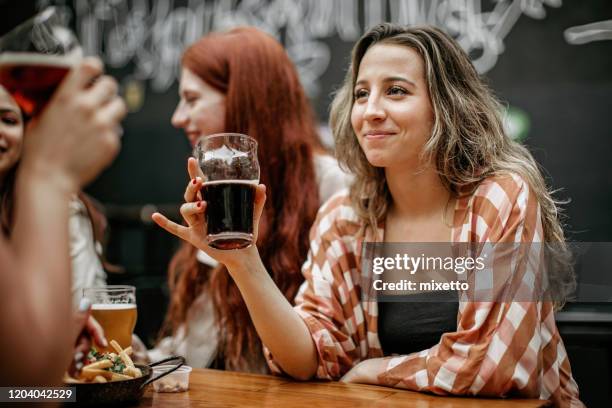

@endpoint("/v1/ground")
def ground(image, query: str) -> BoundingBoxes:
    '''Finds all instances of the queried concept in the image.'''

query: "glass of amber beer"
[83,286,137,353]
[195,133,260,250]
[0,7,82,116]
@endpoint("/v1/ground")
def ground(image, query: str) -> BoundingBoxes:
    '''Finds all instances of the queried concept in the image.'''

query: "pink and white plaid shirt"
[265,173,583,408]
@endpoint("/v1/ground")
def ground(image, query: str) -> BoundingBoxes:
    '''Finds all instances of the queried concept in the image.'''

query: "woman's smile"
[363,129,397,140]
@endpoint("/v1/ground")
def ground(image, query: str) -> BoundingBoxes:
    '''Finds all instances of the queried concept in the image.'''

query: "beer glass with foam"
[0,7,82,116]
[195,133,260,250]
[83,286,137,353]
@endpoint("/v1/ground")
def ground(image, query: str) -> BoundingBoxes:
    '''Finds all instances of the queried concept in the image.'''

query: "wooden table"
[137,368,549,407]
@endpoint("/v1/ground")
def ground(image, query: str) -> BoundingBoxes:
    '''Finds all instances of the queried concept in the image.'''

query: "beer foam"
[0,49,82,67]
[91,303,137,310]
[202,179,259,186]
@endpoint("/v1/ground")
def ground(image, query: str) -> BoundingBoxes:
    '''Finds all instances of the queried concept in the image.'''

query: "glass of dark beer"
[194,133,260,250]
[0,7,82,116]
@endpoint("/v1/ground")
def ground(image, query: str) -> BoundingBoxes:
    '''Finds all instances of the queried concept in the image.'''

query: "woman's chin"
[0,156,18,175]
[364,152,390,168]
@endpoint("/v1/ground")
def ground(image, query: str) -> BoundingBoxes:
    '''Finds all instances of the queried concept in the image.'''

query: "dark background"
[1,1,611,406]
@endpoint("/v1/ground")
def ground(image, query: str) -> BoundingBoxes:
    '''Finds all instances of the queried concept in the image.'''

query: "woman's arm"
[152,158,318,380]
[0,58,125,385]
[0,169,75,385]
[154,216,319,381]
[226,248,319,380]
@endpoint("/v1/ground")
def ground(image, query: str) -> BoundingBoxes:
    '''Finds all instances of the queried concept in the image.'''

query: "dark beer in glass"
[195,133,260,250]
[202,181,257,250]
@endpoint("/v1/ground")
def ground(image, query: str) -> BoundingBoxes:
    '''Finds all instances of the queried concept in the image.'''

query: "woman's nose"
[171,104,188,129]
[363,97,386,122]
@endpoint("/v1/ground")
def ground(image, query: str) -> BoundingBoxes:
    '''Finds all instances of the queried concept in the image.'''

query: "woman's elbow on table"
[284,364,317,382]
[267,344,319,381]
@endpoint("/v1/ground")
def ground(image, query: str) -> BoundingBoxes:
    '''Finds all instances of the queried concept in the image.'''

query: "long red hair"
[160,27,321,371]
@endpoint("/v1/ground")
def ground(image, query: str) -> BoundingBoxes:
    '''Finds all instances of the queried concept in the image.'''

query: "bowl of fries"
[64,340,185,406]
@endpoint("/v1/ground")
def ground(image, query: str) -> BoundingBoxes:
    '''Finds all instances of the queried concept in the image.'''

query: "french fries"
[111,372,133,381]
[123,366,141,377]
[80,368,113,381]
[83,359,113,371]
[111,339,136,369]
[64,340,144,384]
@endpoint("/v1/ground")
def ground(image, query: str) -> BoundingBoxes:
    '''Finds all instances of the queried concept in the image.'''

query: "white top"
[69,197,107,308]
[149,153,352,370]
[147,286,218,369]
[313,153,353,205]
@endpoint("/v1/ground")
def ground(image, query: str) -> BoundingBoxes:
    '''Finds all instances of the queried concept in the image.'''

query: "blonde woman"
[154,24,582,407]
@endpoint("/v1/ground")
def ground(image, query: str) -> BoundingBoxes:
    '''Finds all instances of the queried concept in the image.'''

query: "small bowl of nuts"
[151,364,192,393]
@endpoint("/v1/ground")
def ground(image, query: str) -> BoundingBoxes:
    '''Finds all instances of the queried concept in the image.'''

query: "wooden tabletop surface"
[136,368,549,407]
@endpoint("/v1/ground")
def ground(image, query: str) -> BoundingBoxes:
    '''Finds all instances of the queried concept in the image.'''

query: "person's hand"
[68,298,108,377]
[339,358,387,385]
[20,57,126,193]
[152,157,266,270]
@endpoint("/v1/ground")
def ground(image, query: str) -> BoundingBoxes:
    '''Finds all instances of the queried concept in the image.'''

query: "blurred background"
[1,1,611,406]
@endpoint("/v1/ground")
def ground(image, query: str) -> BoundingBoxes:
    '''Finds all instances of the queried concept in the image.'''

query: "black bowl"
[65,356,185,407]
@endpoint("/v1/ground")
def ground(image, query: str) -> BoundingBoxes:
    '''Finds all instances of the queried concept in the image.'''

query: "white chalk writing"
[564,19,612,45]
[36,0,563,95]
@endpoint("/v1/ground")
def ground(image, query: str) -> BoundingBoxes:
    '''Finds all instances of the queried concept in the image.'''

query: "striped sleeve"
[265,192,369,379]
[376,175,583,408]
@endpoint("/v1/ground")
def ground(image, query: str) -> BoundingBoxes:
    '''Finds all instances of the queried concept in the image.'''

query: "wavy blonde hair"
[330,23,574,308]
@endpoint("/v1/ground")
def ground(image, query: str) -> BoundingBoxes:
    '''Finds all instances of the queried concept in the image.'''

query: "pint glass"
[0,7,82,116]
[194,133,260,250]
[83,286,137,353]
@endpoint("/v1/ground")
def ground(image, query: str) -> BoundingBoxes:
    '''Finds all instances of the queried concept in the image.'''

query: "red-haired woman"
[138,27,351,372]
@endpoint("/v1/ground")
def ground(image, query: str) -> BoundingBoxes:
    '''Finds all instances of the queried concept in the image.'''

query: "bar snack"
[64,340,143,383]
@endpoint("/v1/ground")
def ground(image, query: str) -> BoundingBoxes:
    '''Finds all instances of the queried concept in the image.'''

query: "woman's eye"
[354,89,369,99]
[182,94,198,105]
[1,116,20,126]
[388,86,408,96]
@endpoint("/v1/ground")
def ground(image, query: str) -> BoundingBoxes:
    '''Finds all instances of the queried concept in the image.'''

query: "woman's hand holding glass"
[152,157,267,270]
[20,58,125,193]
[0,7,125,193]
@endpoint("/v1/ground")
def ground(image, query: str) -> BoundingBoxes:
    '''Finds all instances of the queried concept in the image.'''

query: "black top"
[377,291,459,356]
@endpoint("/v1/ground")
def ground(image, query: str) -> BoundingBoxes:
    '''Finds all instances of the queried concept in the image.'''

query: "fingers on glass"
[184,177,202,202]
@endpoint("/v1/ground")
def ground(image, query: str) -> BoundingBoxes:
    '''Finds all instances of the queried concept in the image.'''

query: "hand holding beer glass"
[83,286,137,354]
[195,133,260,250]
[152,133,266,259]
[0,7,125,189]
